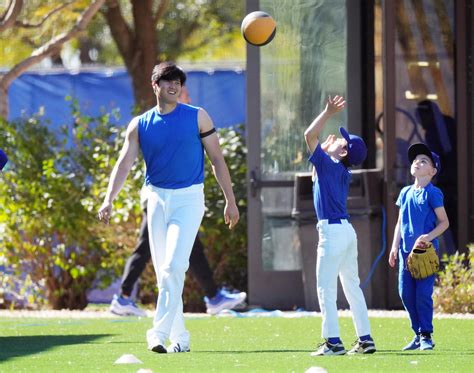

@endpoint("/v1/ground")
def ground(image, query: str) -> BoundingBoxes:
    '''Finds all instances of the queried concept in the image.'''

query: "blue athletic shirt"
[137,103,204,189]
[309,144,351,220]
[396,183,444,254]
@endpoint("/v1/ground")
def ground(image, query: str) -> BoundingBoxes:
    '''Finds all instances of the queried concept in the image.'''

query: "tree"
[0,0,106,119]
[100,0,244,111]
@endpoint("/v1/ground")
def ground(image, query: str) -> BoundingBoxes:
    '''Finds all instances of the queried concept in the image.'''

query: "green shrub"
[0,102,143,310]
[0,106,247,311]
[433,245,474,314]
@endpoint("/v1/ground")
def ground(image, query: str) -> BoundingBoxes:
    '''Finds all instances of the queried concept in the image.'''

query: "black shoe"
[151,344,167,353]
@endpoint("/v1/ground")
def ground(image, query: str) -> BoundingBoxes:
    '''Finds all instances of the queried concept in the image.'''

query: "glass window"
[259,0,347,270]
[375,0,457,254]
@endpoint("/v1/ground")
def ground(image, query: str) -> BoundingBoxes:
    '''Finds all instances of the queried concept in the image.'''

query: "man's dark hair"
[151,62,186,85]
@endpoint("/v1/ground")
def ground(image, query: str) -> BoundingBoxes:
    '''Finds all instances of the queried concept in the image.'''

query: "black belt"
[328,218,343,224]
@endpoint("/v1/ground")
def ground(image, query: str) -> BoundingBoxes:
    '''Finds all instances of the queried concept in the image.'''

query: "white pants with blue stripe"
[145,183,205,347]
[316,219,371,339]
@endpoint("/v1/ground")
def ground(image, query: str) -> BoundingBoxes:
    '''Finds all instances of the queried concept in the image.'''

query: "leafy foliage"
[0,0,94,66]
[0,107,247,311]
[433,245,474,313]
[0,102,143,309]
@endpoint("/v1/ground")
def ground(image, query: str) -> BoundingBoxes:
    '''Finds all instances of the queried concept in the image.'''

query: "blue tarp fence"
[8,68,246,128]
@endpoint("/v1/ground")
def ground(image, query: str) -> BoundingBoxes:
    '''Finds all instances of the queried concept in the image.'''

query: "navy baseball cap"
[0,149,7,171]
[339,127,367,166]
[408,143,441,175]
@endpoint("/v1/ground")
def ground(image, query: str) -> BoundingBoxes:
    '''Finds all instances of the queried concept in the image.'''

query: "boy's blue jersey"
[396,183,444,253]
[309,144,351,220]
[137,103,204,189]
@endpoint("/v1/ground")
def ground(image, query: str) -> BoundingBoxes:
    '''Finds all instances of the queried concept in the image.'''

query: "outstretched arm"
[304,95,345,154]
[98,117,140,224]
[199,108,239,229]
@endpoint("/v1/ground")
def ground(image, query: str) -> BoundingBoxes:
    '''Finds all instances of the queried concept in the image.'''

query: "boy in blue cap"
[304,95,375,356]
[389,143,449,351]
[0,149,7,171]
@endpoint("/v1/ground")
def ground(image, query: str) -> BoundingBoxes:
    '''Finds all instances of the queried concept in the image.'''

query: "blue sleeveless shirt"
[137,103,204,189]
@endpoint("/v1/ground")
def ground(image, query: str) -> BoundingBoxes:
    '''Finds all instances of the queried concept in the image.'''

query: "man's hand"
[98,201,113,224]
[224,201,240,229]
[325,95,346,115]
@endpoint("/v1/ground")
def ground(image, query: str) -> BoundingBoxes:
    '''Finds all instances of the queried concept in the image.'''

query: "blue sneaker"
[420,336,435,350]
[204,288,247,315]
[402,335,420,351]
[110,294,147,317]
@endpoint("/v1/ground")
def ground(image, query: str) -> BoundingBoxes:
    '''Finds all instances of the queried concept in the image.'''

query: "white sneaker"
[311,341,346,356]
[147,329,166,353]
[166,342,190,353]
[110,294,147,317]
[204,288,247,315]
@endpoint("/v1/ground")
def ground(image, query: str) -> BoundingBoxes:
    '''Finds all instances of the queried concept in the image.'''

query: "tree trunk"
[103,0,168,113]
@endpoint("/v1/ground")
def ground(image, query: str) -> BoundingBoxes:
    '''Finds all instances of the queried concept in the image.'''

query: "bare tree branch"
[0,0,106,119]
[153,0,169,27]
[15,1,76,29]
[0,0,23,32]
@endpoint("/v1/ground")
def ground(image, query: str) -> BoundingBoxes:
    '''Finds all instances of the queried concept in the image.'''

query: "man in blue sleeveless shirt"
[304,95,375,356]
[98,62,239,354]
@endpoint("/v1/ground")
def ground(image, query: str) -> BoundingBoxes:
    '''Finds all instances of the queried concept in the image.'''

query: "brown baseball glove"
[407,241,439,279]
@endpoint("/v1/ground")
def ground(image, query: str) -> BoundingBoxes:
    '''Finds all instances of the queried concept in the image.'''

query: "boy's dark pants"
[398,253,435,335]
[121,209,218,299]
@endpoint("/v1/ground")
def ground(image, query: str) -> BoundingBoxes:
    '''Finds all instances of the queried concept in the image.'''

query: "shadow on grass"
[0,334,113,362]
[375,349,474,356]
[195,349,312,354]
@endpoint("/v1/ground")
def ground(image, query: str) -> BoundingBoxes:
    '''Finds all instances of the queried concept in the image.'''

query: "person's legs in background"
[110,213,247,317]
[110,209,149,317]
[190,237,247,315]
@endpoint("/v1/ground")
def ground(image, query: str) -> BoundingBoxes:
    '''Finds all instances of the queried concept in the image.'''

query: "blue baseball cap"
[339,127,367,166]
[0,149,7,171]
[408,143,441,175]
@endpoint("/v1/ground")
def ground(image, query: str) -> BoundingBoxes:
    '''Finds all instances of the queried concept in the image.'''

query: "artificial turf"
[0,314,472,372]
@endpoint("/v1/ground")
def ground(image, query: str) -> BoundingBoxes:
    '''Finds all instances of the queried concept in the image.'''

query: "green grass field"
[0,314,472,372]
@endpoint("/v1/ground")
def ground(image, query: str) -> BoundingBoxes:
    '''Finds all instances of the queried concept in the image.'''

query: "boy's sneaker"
[167,342,190,353]
[110,294,147,317]
[420,336,435,350]
[402,335,420,351]
[204,288,247,315]
[348,339,376,354]
[310,340,346,356]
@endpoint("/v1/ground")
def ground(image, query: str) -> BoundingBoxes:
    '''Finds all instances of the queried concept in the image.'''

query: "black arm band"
[200,128,216,138]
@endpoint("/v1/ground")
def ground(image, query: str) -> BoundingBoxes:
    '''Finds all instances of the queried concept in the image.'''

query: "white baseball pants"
[145,183,205,347]
[316,219,371,339]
